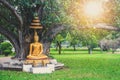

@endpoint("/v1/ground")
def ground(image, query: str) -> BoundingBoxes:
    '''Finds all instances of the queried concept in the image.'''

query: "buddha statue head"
[34,31,39,42]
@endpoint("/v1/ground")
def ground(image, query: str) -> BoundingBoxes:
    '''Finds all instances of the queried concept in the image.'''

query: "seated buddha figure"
[27,32,48,59]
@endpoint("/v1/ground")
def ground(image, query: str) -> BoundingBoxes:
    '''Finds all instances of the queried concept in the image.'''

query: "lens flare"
[84,1,103,17]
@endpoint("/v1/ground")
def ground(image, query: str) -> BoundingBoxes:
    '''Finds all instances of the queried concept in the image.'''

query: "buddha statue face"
[34,30,40,42]
[34,35,39,42]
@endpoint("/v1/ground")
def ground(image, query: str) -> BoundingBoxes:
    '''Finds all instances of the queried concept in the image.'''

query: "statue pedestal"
[23,59,64,74]
[25,58,49,66]
[22,64,54,74]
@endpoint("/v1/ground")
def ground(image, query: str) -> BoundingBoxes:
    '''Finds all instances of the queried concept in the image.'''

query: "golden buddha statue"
[27,31,48,59]
[26,31,49,66]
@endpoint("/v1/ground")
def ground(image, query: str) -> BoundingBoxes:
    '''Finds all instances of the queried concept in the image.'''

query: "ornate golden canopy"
[30,16,43,29]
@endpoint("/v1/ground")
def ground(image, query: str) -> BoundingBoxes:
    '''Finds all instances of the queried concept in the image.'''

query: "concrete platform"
[0,57,64,74]
[0,57,23,70]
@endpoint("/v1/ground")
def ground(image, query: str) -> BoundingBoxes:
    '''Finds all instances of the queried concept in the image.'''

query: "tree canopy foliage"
[1,0,120,58]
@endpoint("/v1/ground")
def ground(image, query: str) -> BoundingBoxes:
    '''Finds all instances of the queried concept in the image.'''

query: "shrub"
[0,42,13,56]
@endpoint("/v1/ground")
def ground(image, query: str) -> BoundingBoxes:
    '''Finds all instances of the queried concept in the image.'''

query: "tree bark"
[59,45,62,55]
[42,41,51,55]
[18,30,26,59]
[87,45,93,54]
[73,45,76,51]
[56,41,62,55]
[56,44,58,51]
[88,48,92,54]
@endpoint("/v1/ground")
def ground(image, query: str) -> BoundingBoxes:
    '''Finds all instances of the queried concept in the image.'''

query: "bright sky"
[84,1,104,18]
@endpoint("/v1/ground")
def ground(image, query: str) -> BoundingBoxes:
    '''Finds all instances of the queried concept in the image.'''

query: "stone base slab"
[32,67,52,74]
[47,64,55,71]
[23,64,32,72]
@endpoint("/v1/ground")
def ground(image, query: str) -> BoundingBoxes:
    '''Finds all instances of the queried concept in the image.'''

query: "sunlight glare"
[84,1,103,17]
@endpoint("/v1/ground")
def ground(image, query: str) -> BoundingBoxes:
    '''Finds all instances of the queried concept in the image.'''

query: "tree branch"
[38,2,45,20]
[42,23,120,43]
[0,13,18,26]
[0,26,20,55]
[93,23,120,31]
[41,24,66,42]
[74,23,120,31]
[0,0,23,29]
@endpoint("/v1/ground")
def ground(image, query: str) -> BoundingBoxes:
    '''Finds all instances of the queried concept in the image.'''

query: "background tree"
[0,42,13,56]
[54,32,67,54]
[0,34,6,43]
[99,32,120,53]
[66,29,80,51]
[0,34,6,54]
[78,28,109,54]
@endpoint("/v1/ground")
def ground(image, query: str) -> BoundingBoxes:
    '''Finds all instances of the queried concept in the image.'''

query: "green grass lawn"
[0,52,120,80]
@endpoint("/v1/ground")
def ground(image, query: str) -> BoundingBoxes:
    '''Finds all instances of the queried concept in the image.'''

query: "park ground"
[0,48,120,80]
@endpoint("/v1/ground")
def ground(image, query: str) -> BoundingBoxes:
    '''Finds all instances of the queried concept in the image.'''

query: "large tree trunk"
[18,30,25,59]
[42,41,51,55]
